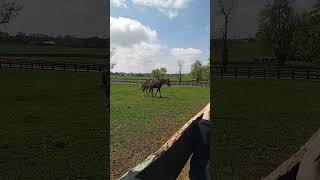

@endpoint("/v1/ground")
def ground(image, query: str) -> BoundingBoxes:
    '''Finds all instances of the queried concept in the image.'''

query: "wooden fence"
[0,58,107,72]
[112,79,209,87]
[211,66,320,81]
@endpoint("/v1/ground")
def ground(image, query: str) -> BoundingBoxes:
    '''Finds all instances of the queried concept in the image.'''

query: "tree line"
[151,60,210,83]
[216,0,320,66]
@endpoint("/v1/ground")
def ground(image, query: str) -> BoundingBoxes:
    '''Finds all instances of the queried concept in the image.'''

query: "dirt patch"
[110,115,184,179]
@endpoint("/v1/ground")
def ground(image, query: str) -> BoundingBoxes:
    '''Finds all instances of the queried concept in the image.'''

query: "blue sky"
[110,0,209,73]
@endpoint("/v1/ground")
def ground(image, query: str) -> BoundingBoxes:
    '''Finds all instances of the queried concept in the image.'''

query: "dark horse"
[142,79,170,97]
[141,79,152,96]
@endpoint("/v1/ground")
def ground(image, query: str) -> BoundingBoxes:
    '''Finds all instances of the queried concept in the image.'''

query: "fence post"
[52,64,54,71]
[277,68,280,80]
[248,67,251,78]
[292,69,295,80]
[0,61,2,69]
[264,68,266,80]
[307,70,310,80]
[220,67,223,79]
[20,61,22,69]
[87,65,89,72]
[234,67,238,78]
[41,63,44,71]
[74,64,77,72]
[64,64,66,71]
[99,66,102,72]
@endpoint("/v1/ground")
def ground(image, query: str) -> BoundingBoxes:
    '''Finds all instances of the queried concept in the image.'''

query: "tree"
[218,0,234,66]
[160,67,167,78]
[191,61,203,83]
[177,60,184,85]
[293,0,320,63]
[257,0,299,65]
[151,68,167,79]
[0,0,22,25]
[151,69,161,79]
[203,57,210,81]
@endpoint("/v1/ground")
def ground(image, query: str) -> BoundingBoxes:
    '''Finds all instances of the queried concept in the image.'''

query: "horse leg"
[159,88,162,98]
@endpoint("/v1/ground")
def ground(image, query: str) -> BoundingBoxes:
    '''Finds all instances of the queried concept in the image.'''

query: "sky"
[110,0,210,74]
[2,0,107,38]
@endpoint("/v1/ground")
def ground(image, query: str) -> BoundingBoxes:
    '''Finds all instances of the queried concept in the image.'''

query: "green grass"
[214,40,273,64]
[0,42,106,63]
[212,78,320,179]
[110,84,209,179]
[0,70,107,179]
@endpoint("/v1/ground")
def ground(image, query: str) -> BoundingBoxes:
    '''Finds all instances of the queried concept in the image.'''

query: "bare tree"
[258,0,298,65]
[0,0,22,25]
[218,0,234,66]
[177,60,184,85]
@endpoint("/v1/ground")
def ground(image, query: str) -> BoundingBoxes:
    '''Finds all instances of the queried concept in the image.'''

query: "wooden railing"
[0,59,107,72]
[211,66,320,81]
[112,79,209,87]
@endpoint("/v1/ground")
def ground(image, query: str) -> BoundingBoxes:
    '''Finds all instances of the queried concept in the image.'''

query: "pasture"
[0,70,107,179]
[0,42,106,63]
[212,78,320,179]
[110,84,209,179]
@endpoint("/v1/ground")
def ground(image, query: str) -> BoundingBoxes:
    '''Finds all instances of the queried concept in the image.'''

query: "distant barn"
[41,41,56,46]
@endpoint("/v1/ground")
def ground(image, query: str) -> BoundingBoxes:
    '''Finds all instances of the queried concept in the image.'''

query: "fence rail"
[0,58,107,72]
[211,66,320,81]
[112,79,209,87]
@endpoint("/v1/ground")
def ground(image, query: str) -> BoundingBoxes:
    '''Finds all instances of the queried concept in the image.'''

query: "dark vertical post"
[248,67,251,78]
[87,65,89,72]
[42,63,44,71]
[264,68,266,80]
[292,69,295,80]
[307,70,310,80]
[52,64,54,71]
[277,68,280,80]
[234,67,238,78]
[220,67,223,79]
[64,64,66,71]
[74,64,77,72]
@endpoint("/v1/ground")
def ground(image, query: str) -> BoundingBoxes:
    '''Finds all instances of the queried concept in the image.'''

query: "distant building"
[41,41,56,46]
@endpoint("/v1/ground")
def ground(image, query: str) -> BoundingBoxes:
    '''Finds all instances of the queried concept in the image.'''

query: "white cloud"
[111,0,128,8]
[131,0,191,18]
[111,16,162,73]
[110,17,157,46]
[112,42,162,73]
[169,48,204,73]
[110,16,206,73]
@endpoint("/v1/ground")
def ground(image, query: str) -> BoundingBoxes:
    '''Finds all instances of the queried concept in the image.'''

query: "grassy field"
[0,70,107,179]
[214,40,273,64]
[212,78,320,179]
[0,42,106,63]
[110,84,209,179]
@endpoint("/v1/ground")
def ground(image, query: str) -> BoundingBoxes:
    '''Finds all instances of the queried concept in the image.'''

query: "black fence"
[112,79,209,87]
[211,66,320,81]
[0,58,107,72]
